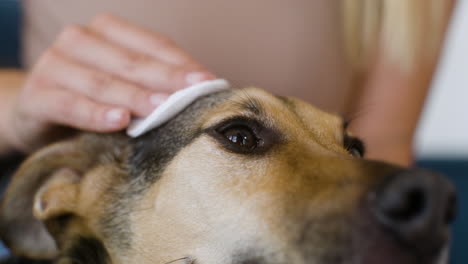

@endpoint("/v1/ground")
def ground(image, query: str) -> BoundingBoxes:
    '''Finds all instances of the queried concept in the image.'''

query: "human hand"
[5,14,215,152]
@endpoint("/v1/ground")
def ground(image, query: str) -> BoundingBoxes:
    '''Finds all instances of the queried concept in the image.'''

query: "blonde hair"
[342,0,454,73]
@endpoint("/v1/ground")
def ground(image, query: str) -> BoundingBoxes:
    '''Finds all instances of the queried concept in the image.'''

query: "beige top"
[22,0,352,113]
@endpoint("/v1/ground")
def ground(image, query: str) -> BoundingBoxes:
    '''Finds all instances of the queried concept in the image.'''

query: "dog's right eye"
[222,126,259,151]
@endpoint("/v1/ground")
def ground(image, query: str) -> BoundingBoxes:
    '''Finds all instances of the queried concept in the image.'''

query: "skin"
[345,0,455,166]
[0,88,453,264]
[346,39,441,166]
[0,14,215,153]
[0,13,448,166]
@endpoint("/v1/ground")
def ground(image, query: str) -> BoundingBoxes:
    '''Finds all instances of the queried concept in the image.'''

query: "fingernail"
[185,72,211,85]
[149,93,168,106]
[106,108,125,124]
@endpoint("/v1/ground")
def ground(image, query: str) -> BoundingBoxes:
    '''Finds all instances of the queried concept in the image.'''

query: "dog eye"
[207,117,280,155]
[222,126,258,150]
[344,135,365,158]
[348,147,363,158]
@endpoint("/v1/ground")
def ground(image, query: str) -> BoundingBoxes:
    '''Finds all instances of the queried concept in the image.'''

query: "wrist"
[0,99,19,155]
[363,139,414,167]
[348,113,416,167]
[0,70,26,154]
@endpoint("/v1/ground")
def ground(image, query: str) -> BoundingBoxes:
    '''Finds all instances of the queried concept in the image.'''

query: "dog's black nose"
[370,169,457,254]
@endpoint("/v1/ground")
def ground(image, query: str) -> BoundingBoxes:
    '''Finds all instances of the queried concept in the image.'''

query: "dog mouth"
[358,245,448,264]
[223,221,451,264]
[171,238,449,264]
[346,218,450,264]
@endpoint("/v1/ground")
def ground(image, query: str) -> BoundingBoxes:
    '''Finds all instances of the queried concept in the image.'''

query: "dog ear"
[32,168,80,222]
[0,134,124,259]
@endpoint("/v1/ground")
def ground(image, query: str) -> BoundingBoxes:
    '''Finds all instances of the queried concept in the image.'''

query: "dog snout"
[369,169,457,255]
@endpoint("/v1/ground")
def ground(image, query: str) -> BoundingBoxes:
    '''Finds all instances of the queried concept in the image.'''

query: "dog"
[0,87,457,264]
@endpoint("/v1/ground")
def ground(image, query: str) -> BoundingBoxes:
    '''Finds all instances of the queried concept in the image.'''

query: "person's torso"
[23,0,352,112]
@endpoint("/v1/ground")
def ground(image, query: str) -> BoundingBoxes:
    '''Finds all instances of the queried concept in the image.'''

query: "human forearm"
[348,56,434,166]
[0,69,25,155]
[343,0,455,167]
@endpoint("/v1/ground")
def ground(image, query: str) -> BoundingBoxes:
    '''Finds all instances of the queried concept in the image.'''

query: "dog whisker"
[164,257,194,264]
[342,101,374,128]
[228,88,266,117]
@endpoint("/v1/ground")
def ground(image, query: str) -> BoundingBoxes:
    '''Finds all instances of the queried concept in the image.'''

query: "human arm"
[0,69,24,155]
[347,52,436,166]
[0,14,215,154]
[343,0,455,166]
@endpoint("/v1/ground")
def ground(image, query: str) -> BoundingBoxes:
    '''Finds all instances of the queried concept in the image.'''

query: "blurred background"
[0,0,466,263]
[415,1,468,262]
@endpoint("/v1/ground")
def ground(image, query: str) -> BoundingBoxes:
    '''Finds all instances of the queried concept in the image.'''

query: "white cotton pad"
[127,79,230,137]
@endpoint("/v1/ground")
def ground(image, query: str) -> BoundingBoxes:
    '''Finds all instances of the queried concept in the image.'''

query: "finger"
[90,13,208,67]
[29,80,131,132]
[39,49,169,117]
[54,25,213,92]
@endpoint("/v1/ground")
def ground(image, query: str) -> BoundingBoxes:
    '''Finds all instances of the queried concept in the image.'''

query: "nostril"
[370,169,457,256]
[382,188,426,223]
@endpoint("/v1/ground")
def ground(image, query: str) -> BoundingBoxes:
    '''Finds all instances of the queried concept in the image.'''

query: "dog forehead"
[203,88,344,142]
[128,87,344,186]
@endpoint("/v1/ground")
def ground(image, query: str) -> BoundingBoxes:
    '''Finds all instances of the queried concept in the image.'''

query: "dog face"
[0,88,456,264]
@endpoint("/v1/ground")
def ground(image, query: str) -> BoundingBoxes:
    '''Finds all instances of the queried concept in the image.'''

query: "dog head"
[0,88,456,264]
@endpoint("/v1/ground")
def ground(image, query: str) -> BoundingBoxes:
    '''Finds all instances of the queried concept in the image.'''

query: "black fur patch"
[0,238,108,264]
[100,90,234,251]
[0,257,52,264]
[128,90,233,183]
[60,237,110,264]
[232,249,269,264]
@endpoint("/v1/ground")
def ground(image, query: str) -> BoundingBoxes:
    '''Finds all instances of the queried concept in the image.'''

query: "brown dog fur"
[0,88,454,264]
